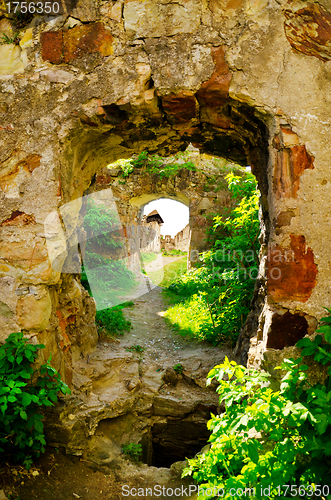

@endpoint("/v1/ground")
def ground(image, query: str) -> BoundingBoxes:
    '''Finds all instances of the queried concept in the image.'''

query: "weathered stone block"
[0,44,25,76]
[124,0,201,38]
[16,287,52,331]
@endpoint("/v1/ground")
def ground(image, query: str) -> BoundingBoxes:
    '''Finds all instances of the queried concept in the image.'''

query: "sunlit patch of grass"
[147,256,187,287]
[163,293,213,340]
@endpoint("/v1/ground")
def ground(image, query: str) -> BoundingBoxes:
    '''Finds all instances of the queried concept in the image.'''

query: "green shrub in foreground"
[0,332,70,469]
[183,313,331,498]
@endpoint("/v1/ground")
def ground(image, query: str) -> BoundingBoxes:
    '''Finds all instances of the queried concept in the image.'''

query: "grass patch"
[96,301,134,338]
[140,251,158,264]
[161,249,187,257]
[163,293,214,341]
[148,256,187,287]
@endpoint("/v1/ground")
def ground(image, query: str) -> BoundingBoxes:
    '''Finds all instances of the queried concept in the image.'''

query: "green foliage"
[0,332,70,469]
[148,256,187,288]
[116,151,197,181]
[81,198,136,309]
[118,158,134,178]
[161,249,187,257]
[173,363,184,374]
[122,443,142,462]
[183,333,331,499]
[83,199,123,250]
[140,251,158,264]
[164,293,214,341]
[95,305,132,337]
[82,253,135,309]
[165,171,259,345]
[125,345,145,353]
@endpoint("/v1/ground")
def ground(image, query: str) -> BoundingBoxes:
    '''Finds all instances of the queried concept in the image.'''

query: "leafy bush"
[183,315,331,499]
[122,443,142,462]
[0,332,70,470]
[165,171,259,345]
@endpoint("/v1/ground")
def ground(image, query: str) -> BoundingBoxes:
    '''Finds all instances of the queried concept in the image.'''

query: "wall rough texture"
[0,0,331,382]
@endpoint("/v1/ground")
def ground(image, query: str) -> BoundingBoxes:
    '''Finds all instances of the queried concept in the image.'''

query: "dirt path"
[0,271,231,500]
[121,284,229,376]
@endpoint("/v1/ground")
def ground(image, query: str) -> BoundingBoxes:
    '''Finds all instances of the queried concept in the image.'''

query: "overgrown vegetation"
[164,171,259,346]
[109,151,197,182]
[81,198,136,330]
[183,312,331,498]
[173,363,184,374]
[148,256,187,288]
[0,333,70,470]
[161,249,187,257]
[130,151,196,179]
[140,251,158,264]
[122,443,142,462]
[95,302,133,338]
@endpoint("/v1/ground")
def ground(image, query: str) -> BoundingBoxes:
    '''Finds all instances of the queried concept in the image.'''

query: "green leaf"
[33,419,43,433]
[20,410,27,420]
[16,355,23,365]
[246,443,260,464]
[21,392,32,407]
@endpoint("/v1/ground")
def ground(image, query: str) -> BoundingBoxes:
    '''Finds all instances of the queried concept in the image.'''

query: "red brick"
[40,31,63,64]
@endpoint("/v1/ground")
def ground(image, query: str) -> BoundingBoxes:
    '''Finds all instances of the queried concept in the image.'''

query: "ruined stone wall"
[140,218,161,254]
[1,0,331,380]
[174,224,190,253]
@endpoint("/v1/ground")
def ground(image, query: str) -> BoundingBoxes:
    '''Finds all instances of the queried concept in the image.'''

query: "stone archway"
[0,0,330,384]
[88,152,240,270]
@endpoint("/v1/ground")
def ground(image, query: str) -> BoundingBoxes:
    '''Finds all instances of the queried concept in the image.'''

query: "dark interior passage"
[152,419,211,468]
